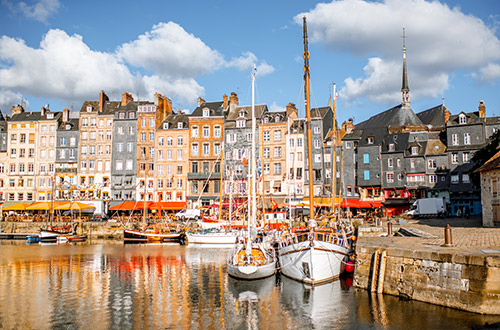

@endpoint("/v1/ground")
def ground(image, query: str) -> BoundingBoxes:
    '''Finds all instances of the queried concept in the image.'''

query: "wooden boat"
[40,224,73,242]
[278,17,353,285]
[124,225,184,243]
[57,234,87,243]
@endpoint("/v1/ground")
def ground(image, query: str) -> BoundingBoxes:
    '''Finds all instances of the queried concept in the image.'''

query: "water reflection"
[0,243,498,329]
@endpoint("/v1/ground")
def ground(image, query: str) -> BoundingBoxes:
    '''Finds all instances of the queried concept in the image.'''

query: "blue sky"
[1,0,500,125]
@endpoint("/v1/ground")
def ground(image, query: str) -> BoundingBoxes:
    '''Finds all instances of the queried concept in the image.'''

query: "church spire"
[401,28,410,107]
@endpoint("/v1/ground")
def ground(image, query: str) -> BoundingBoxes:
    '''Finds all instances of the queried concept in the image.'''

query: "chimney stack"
[286,102,298,119]
[223,94,228,109]
[342,118,355,134]
[41,106,47,116]
[121,92,134,106]
[197,97,206,107]
[478,100,486,118]
[99,90,109,112]
[229,92,238,113]
[444,107,450,123]
[63,108,70,122]
[177,108,182,115]
[10,105,24,116]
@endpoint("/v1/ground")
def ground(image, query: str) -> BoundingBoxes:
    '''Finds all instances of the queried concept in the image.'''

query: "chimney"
[478,100,486,118]
[444,107,450,123]
[177,108,182,115]
[286,102,298,118]
[197,97,206,107]
[342,118,355,134]
[229,92,238,112]
[99,90,109,112]
[121,92,134,106]
[41,106,47,116]
[10,105,24,116]
[63,108,70,122]
[223,94,228,109]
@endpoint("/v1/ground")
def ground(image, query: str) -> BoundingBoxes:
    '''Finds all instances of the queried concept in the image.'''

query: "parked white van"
[175,209,201,221]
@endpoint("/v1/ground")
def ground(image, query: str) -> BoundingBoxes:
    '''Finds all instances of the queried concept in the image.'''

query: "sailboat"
[227,65,276,280]
[277,17,353,285]
[40,179,74,242]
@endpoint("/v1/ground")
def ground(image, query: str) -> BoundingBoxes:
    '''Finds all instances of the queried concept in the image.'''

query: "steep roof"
[417,105,447,129]
[158,112,189,130]
[190,101,226,117]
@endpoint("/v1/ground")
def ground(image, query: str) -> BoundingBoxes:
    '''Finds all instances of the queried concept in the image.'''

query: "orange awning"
[341,199,383,209]
[149,201,186,211]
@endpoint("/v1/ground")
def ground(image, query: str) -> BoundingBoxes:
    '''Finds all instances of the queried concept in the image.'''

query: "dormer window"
[118,112,125,119]
[86,105,93,112]
[411,146,419,155]
[177,122,183,129]
[203,109,210,117]
[236,119,246,128]
[163,123,168,129]
[65,124,71,130]
[388,143,395,152]
[47,113,54,119]
[263,117,269,124]
[367,136,374,144]
[239,111,246,118]
[129,112,135,119]
[459,113,467,124]
[275,116,280,123]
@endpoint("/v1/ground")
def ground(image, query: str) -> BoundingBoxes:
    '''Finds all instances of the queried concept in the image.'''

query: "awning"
[341,199,383,209]
[300,197,343,207]
[2,202,33,211]
[149,201,186,211]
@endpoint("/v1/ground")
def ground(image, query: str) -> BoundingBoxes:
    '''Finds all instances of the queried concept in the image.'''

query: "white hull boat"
[278,233,349,285]
[228,242,276,280]
[186,232,238,245]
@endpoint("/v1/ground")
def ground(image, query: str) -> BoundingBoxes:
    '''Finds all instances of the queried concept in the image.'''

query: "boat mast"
[331,83,337,220]
[218,144,224,223]
[50,175,55,227]
[251,65,257,230]
[303,16,315,222]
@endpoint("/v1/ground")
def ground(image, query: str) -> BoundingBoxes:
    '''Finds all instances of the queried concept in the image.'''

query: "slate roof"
[225,104,268,129]
[417,104,447,129]
[261,111,287,123]
[381,133,409,153]
[79,100,120,115]
[57,118,79,132]
[288,119,305,134]
[190,101,226,117]
[158,112,189,130]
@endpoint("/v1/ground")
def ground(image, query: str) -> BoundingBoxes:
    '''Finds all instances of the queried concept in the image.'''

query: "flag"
[270,197,278,211]
[242,157,247,166]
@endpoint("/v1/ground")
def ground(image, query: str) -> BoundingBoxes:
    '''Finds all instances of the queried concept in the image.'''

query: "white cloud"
[269,101,286,113]
[5,0,60,24]
[0,21,275,110]
[297,0,500,104]
[0,89,28,113]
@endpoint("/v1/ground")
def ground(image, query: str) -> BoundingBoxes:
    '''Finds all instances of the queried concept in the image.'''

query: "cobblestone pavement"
[385,216,500,249]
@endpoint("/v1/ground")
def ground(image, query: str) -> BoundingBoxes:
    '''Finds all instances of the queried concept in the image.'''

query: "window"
[388,158,393,168]
[203,143,210,156]
[203,126,210,138]
[177,122,183,129]
[363,153,369,164]
[203,109,210,117]
[411,159,416,169]
[150,118,155,127]
[274,130,281,141]
[451,174,459,184]
[177,150,183,160]
[149,132,154,141]
[313,126,320,134]
[274,147,281,158]
[274,163,281,175]
[263,131,270,142]
[166,150,172,160]
[452,134,459,146]
[192,143,199,156]
[191,126,198,138]
[264,147,270,158]
[451,153,458,164]
[236,119,245,128]
[463,152,470,163]
[158,150,164,160]
[298,152,303,161]
[462,174,470,183]
[126,160,133,170]
[386,172,394,183]
[492,177,498,197]
[177,136,183,145]
[167,136,173,146]
[177,165,182,174]
[264,163,270,175]
[364,170,370,180]
[367,136,374,144]
[191,181,198,194]
[314,139,321,149]
[429,175,437,184]
[297,138,303,147]
[428,159,436,169]
[459,113,466,124]
[214,143,220,156]
[388,143,395,152]
[192,162,198,173]
[464,133,471,145]
[314,154,322,163]
[411,146,419,155]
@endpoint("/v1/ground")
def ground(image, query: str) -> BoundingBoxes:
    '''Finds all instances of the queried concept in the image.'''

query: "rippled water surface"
[0,241,498,330]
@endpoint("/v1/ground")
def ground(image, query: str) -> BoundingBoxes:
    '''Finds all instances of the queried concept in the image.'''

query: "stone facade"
[478,150,500,227]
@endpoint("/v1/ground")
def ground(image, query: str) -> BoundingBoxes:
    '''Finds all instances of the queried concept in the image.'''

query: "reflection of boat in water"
[228,275,276,301]
[279,275,354,328]
[57,234,87,243]
[186,230,238,245]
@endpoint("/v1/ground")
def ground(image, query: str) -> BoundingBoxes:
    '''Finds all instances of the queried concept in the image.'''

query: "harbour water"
[0,241,499,329]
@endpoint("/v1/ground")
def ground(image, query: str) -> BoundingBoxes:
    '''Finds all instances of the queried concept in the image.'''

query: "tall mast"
[303,16,315,221]
[218,144,224,223]
[251,65,257,228]
[330,84,337,217]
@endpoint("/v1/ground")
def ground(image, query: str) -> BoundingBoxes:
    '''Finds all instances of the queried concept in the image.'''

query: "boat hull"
[278,239,349,285]
[186,232,237,245]
[123,229,182,243]
[40,229,67,242]
[228,260,276,280]
[57,235,87,243]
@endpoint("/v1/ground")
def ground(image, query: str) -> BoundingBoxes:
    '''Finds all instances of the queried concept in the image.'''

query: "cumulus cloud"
[269,101,286,113]
[297,0,500,104]
[0,21,275,111]
[0,89,28,113]
[4,0,60,24]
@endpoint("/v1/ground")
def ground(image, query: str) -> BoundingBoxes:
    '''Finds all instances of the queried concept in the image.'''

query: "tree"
[470,129,500,186]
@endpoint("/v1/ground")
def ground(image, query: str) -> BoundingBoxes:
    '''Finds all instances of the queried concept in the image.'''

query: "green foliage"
[470,130,500,186]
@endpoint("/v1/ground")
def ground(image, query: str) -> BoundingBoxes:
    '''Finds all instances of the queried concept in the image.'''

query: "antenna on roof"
[442,97,445,107]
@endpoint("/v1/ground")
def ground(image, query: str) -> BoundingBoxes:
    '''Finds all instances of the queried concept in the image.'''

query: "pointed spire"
[401,28,410,107]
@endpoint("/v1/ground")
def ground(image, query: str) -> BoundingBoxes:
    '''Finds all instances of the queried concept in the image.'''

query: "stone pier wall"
[0,221,124,239]
[354,240,500,315]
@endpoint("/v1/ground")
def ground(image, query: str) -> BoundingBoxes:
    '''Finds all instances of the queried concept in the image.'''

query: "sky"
[1,0,500,125]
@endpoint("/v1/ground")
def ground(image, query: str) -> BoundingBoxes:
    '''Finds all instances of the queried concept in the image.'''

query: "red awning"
[341,199,383,209]
[109,201,153,211]
[149,201,186,211]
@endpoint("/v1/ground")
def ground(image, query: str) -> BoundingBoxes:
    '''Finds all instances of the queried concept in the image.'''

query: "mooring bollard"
[387,222,393,236]
[443,224,453,247]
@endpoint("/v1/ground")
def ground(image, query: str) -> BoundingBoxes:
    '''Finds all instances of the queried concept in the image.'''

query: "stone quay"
[354,217,500,315]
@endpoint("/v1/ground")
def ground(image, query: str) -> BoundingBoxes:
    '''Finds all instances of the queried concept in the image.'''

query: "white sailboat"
[277,17,352,285]
[228,65,276,280]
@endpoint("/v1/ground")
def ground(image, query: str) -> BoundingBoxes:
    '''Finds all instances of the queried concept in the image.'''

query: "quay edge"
[354,236,500,315]
[0,222,124,240]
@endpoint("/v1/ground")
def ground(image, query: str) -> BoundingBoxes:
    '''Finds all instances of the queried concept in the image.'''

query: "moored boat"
[124,226,184,243]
